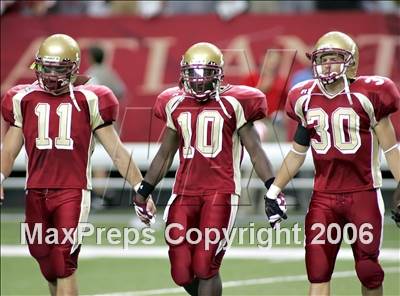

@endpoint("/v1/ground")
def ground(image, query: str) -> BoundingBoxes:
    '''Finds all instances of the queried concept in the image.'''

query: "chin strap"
[342,74,353,105]
[316,74,352,103]
[69,83,81,112]
[184,79,231,119]
[304,79,318,112]
[214,87,232,119]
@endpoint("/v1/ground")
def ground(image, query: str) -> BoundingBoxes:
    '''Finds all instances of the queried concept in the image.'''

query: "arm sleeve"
[90,86,119,131]
[285,89,300,123]
[285,88,308,127]
[243,93,268,123]
[235,87,267,131]
[153,94,168,123]
[373,78,399,122]
[293,123,311,146]
[1,86,23,128]
[153,90,178,131]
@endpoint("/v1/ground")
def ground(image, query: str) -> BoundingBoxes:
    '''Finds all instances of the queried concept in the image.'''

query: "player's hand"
[264,178,287,228]
[146,196,157,222]
[132,194,156,226]
[264,193,287,229]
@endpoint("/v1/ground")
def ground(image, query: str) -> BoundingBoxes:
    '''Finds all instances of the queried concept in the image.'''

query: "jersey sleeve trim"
[11,91,26,128]
[353,92,377,127]
[164,95,184,131]
[294,95,308,127]
[222,95,247,130]
[79,89,105,130]
[371,129,381,188]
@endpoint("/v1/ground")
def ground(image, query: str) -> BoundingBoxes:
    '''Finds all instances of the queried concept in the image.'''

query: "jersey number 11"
[34,102,74,150]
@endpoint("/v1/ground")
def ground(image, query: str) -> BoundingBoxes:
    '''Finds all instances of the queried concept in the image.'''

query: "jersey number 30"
[307,107,361,154]
[35,103,73,150]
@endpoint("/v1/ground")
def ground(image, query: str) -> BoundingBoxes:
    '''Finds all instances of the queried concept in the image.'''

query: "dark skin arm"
[137,122,273,202]
[136,127,179,202]
[238,122,274,182]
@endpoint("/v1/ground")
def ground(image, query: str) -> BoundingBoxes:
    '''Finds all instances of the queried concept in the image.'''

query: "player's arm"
[238,122,288,227]
[95,124,143,188]
[374,117,400,182]
[94,124,156,224]
[374,116,400,227]
[135,127,179,203]
[273,142,309,189]
[1,126,24,200]
[272,124,310,191]
[238,122,274,181]
[265,124,310,227]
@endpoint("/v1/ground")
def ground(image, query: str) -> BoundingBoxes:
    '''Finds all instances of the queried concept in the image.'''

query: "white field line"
[91,267,400,296]
[1,245,399,262]
[1,213,398,224]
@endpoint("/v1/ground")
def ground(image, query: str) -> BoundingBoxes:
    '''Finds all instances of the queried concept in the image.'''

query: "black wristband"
[136,180,155,199]
[264,177,275,189]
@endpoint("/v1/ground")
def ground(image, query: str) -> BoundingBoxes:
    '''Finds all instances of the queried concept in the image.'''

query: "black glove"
[264,193,287,228]
[264,177,287,228]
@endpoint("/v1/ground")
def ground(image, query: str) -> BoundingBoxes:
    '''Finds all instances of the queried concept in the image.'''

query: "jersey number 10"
[177,110,224,159]
[35,103,74,150]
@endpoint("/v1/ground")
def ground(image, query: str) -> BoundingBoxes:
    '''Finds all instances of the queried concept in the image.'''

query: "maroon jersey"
[154,85,267,195]
[286,76,399,193]
[1,82,118,189]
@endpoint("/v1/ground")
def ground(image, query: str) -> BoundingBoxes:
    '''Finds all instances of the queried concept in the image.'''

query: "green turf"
[1,258,399,295]
[1,212,399,295]
[2,218,399,248]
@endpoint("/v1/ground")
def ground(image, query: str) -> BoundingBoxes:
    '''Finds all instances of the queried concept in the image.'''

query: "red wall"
[1,13,399,141]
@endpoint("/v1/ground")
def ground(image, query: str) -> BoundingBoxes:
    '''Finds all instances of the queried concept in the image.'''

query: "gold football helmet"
[309,31,359,84]
[32,34,81,94]
[180,42,224,101]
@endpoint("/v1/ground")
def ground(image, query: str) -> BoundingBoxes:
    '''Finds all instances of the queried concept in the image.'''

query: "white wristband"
[266,184,281,200]
[291,147,307,156]
[134,182,141,192]
[1,173,5,185]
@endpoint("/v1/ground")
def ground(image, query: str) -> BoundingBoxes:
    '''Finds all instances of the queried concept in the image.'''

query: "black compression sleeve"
[294,124,311,146]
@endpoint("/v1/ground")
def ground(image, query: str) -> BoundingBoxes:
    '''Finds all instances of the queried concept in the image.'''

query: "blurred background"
[1,1,399,295]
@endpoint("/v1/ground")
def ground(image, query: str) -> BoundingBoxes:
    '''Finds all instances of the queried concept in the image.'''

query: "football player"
[134,42,287,296]
[0,34,156,295]
[266,31,400,296]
